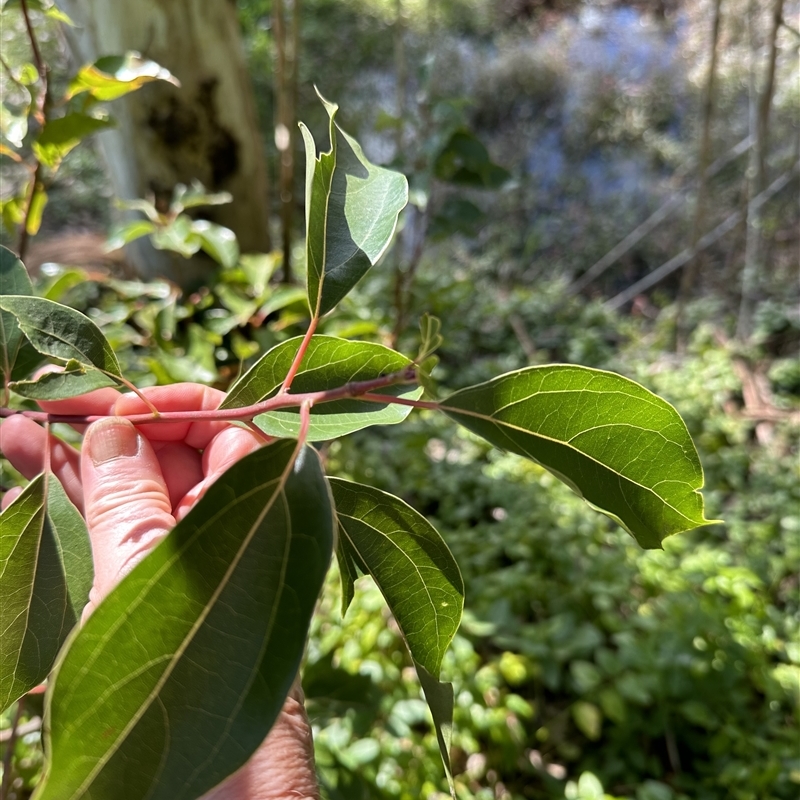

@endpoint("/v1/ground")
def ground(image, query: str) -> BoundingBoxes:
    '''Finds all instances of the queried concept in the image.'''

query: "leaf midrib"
[440,402,702,525]
[62,448,301,799]
[337,509,448,673]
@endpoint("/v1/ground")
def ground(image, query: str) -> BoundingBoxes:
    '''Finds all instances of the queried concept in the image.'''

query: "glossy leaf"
[221,335,422,441]
[105,219,156,251]
[330,479,461,796]
[0,295,122,377]
[66,53,179,102]
[441,365,715,549]
[36,441,334,800]
[0,475,92,712]
[302,91,408,317]
[191,219,239,269]
[330,478,463,677]
[0,246,33,386]
[335,538,359,617]
[32,113,114,170]
[25,182,47,235]
[10,361,117,399]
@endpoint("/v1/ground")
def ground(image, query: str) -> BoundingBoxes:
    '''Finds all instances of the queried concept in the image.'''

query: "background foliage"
[1,0,798,799]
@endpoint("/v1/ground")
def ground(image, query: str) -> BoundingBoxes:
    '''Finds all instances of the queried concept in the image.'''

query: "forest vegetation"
[0,1,798,798]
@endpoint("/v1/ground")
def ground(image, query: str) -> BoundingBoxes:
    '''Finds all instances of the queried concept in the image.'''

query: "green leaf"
[415,661,456,798]
[0,245,33,386]
[0,475,92,712]
[329,479,463,677]
[220,335,422,441]
[302,90,408,317]
[572,701,603,741]
[10,361,117,399]
[335,537,359,617]
[441,365,716,549]
[191,219,239,269]
[434,128,510,189]
[330,479,461,797]
[32,113,114,170]
[36,441,334,800]
[151,215,201,258]
[66,53,178,102]
[25,182,47,234]
[0,295,122,377]
[105,219,157,251]
[418,313,443,361]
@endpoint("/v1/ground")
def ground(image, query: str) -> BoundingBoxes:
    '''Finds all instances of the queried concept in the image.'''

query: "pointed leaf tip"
[302,95,408,317]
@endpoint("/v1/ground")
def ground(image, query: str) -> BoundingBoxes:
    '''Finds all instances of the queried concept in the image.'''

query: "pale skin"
[0,382,320,800]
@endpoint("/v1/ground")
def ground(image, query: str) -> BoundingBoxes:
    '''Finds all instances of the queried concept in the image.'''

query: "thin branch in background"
[16,0,50,263]
[737,0,785,340]
[566,137,752,295]
[676,0,724,329]
[0,53,26,90]
[0,699,25,800]
[273,0,301,283]
[605,162,798,310]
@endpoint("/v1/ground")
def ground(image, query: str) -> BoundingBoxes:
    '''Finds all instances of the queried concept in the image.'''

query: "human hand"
[0,382,320,800]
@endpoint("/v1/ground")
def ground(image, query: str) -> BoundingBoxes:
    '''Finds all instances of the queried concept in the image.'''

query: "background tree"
[58,0,271,284]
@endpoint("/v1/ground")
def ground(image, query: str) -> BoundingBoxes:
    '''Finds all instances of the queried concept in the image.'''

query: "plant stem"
[113,374,161,416]
[0,366,419,426]
[17,0,49,262]
[0,698,25,800]
[359,392,440,411]
[279,315,318,394]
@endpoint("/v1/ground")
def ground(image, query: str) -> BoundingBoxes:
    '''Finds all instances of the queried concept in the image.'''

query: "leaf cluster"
[0,94,714,797]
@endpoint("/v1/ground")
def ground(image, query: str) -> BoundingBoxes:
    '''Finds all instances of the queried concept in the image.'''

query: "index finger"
[114,383,229,449]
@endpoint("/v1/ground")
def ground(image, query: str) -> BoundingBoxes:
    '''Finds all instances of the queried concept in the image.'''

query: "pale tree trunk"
[676,0,724,332]
[737,0,785,339]
[60,0,271,285]
[273,0,301,283]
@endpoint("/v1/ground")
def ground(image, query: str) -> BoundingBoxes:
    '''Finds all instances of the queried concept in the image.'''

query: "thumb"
[81,417,175,620]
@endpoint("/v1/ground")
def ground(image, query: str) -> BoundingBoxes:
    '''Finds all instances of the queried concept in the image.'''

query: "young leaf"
[9,361,117,400]
[302,91,408,317]
[329,479,463,677]
[220,335,422,441]
[36,441,334,800]
[66,53,179,102]
[0,245,33,385]
[0,475,92,712]
[105,219,157,251]
[191,219,239,269]
[441,365,716,549]
[32,113,114,170]
[0,295,122,377]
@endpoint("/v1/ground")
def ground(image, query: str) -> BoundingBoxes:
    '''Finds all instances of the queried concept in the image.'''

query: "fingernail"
[88,418,140,465]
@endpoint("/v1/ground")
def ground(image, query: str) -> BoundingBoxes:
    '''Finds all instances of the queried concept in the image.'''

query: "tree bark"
[60,0,271,285]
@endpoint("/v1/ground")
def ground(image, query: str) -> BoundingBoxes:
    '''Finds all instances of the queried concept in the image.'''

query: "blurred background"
[1,1,798,798]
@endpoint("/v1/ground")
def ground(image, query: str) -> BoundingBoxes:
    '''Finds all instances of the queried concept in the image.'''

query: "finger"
[1,486,23,510]
[115,384,229,448]
[201,680,319,800]
[173,427,262,521]
[37,384,122,432]
[152,441,204,512]
[81,417,175,618]
[0,416,84,511]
